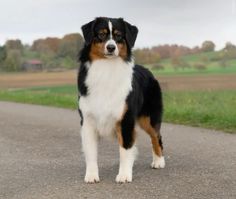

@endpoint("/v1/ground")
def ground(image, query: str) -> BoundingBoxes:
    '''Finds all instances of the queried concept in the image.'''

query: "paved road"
[0,102,235,199]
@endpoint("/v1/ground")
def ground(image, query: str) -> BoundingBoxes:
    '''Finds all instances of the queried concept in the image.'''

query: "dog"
[78,17,165,183]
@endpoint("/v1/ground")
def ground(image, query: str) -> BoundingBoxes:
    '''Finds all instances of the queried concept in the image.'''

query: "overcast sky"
[0,0,235,49]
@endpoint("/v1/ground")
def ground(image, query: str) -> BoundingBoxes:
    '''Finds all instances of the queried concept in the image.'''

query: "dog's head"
[81,17,138,61]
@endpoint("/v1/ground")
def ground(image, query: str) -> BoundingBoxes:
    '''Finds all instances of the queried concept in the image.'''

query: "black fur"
[81,20,97,46]
[78,108,84,126]
[124,21,138,49]
[77,62,88,96]
[123,65,163,149]
[121,109,136,149]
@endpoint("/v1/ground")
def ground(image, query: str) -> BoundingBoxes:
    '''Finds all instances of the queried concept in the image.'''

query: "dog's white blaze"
[108,20,113,39]
[105,21,119,56]
[116,145,137,183]
[80,58,133,137]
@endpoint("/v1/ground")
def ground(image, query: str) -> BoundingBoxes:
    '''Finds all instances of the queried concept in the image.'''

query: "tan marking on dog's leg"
[115,104,128,147]
[116,121,123,146]
[138,117,162,156]
[138,116,165,169]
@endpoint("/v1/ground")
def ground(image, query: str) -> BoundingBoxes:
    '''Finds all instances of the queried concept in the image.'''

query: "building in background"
[22,59,43,71]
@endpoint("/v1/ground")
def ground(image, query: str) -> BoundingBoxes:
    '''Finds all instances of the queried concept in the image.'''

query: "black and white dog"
[78,17,165,183]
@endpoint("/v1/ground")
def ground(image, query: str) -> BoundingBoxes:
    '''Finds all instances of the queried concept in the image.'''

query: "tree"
[58,33,84,59]
[5,39,23,53]
[31,38,58,54]
[0,46,7,70]
[133,48,161,64]
[224,42,236,51]
[4,50,22,71]
[0,46,6,63]
[201,41,215,52]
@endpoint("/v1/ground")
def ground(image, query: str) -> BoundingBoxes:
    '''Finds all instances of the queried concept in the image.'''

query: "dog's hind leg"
[138,116,165,169]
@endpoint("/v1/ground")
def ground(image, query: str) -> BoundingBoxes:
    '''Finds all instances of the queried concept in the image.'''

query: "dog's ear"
[123,20,138,48]
[81,19,97,45]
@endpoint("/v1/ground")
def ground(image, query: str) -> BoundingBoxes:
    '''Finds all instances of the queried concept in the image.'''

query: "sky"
[0,0,235,49]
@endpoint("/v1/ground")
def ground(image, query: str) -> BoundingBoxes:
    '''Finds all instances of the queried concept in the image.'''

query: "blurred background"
[0,0,235,133]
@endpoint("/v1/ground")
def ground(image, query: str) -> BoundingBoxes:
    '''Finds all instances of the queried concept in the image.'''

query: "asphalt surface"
[0,101,235,199]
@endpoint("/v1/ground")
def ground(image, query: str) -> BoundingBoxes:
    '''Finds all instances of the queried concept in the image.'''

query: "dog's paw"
[116,173,132,183]
[151,156,165,169]
[84,173,100,183]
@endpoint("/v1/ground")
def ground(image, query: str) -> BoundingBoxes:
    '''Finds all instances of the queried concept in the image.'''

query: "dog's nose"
[106,44,116,53]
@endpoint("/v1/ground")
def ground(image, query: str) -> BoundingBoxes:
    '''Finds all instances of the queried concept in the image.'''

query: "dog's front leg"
[115,110,137,183]
[116,145,137,183]
[81,118,99,183]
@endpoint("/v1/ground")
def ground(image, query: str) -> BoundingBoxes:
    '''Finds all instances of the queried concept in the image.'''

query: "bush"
[218,59,228,68]
[171,57,191,70]
[200,55,209,63]
[152,64,165,70]
[193,63,207,71]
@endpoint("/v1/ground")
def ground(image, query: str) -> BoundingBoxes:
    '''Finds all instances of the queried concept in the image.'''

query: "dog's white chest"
[80,58,133,136]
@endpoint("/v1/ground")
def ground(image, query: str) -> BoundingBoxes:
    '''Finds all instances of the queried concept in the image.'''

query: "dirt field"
[0,70,236,90]
[157,74,236,91]
[0,71,77,89]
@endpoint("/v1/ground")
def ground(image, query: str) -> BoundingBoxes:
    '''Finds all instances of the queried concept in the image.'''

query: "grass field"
[149,52,236,76]
[0,85,235,133]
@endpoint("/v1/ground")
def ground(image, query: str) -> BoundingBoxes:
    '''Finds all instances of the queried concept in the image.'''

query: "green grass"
[0,85,78,109]
[149,51,236,76]
[163,91,236,133]
[152,65,236,76]
[0,85,236,133]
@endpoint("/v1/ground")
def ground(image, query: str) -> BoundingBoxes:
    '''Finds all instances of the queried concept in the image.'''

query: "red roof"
[25,59,42,65]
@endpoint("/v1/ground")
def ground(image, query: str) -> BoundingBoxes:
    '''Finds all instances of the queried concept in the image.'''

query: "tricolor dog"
[78,17,165,183]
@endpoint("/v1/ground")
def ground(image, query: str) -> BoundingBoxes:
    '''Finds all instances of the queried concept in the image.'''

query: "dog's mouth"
[104,53,117,58]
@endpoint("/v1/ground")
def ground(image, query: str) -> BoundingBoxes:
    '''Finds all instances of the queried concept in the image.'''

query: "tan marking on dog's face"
[89,42,106,61]
[98,29,108,36]
[138,116,163,157]
[112,29,127,59]
[114,29,121,35]
[117,42,127,59]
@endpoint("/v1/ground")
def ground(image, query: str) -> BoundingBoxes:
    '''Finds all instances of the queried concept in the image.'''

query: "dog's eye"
[98,32,107,40]
[114,33,122,41]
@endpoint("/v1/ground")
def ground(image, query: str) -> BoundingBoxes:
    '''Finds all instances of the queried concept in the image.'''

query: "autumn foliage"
[0,37,235,72]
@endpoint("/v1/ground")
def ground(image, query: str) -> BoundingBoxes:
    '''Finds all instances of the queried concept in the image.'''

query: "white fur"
[116,146,137,183]
[80,58,133,137]
[105,39,119,56]
[80,58,133,183]
[81,117,100,183]
[151,151,165,169]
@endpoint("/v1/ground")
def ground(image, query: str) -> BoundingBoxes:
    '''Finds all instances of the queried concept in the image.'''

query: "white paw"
[151,156,165,169]
[116,173,132,183]
[84,173,100,183]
